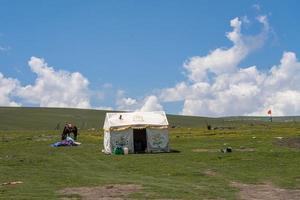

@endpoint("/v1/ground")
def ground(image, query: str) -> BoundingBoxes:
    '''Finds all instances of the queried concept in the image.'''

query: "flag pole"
[268,110,272,122]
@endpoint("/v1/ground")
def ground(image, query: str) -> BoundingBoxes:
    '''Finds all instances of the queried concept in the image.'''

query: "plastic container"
[123,147,129,155]
[113,146,124,155]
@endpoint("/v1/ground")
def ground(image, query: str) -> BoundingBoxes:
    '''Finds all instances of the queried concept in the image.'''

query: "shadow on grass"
[132,149,181,154]
[150,149,181,154]
[169,149,181,153]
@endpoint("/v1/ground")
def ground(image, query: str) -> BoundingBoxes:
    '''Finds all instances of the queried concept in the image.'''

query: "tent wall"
[104,128,169,154]
[146,128,169,153]
[109,129,134,153]
[103,130,111,154]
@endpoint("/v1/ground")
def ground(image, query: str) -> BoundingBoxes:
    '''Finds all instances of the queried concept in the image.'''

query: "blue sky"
[1,1,300,116]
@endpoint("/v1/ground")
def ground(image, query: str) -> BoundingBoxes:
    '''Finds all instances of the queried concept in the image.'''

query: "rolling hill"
[0,107,299,130]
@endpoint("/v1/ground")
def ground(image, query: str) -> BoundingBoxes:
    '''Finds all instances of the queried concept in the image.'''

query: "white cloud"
[139,95,163,112]
[183,16,269,83]
[116,89,138,111]
[116,90,163,112]
[16,57,91,108]
[116,97,138,111]
[94,106,113,111]
[158,15,300,116]
[180,66,264,116]
[0,73,21,106]
[159,81,210,102]
[248,52,300,116]
[266,52,300,90]
[1,57,115,110]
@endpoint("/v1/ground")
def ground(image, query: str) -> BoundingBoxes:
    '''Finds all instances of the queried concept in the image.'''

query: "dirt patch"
[1,181,23,186]
[192,149,218,153]
[231,182,300,200]
[276,137,300,149]
[203,169,218,177]
[58,184,141,200]
[236,148,256,152]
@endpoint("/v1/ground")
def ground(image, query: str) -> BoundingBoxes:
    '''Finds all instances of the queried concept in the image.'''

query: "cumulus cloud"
[139,95,163,112]
[116,97,139,111]
[115,90,138,111]
[158,15,300,116]
[183,16,269,82]
[16,57,91,108]
[179,65,265,116]
[248,52,300,116]
[160,81,210,102]
[116,90,163,112]
[0,73,21,106]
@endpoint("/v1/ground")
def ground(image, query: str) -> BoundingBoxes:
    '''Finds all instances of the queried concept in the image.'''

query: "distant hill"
[0,107,299,131]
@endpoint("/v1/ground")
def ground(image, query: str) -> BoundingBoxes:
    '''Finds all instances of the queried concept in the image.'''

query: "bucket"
[123,147,129,155]
[113,146,124,155]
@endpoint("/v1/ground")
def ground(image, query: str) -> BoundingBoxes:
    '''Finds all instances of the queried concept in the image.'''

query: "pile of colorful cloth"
[51,137,81,147]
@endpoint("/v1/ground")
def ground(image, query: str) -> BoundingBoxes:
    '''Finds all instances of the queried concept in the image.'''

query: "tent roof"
[103,111,168,130]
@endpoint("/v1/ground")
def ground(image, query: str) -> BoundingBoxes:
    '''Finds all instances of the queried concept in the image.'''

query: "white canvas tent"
[103,111,169,154]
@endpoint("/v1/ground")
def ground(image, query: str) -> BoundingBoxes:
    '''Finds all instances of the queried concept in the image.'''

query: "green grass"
[0,107,300,199]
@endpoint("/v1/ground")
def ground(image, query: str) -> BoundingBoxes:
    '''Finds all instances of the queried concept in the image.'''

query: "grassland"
[0,107,300,199]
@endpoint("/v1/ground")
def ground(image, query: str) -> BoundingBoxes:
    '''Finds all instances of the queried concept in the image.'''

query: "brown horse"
[61,123,78,140]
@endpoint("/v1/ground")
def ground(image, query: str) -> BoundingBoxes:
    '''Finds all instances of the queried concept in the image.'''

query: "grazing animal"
[61,123,78,140]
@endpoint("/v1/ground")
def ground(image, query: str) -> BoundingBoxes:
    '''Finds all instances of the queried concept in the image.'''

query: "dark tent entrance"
[133,128,147,153]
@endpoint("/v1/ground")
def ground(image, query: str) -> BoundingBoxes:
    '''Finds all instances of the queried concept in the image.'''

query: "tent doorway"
[133,129,147,153]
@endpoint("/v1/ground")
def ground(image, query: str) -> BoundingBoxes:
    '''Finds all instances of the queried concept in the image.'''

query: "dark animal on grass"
[61,123,78,140]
